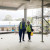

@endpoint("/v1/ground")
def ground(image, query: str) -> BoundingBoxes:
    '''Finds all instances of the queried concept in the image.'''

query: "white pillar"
[24,8,27,23]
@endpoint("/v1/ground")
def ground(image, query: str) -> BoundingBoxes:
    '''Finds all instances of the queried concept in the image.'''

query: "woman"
[26,21,33,42]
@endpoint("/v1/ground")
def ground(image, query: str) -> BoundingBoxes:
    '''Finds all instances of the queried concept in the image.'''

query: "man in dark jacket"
[19,18,26,42]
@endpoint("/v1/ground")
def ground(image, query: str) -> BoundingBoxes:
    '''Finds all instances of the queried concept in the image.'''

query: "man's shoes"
[19,41,21,43]
[23,40,25,41]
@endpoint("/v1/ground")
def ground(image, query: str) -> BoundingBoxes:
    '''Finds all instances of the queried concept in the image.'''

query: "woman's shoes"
[28,40,31,42]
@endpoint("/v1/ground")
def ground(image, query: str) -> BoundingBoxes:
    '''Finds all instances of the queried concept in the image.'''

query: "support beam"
[24,8,27,23]
[43,18,50,25]
[16,3,24,10]
[0,6,17,10]
[0,3,24,10]
[41,0,44,42]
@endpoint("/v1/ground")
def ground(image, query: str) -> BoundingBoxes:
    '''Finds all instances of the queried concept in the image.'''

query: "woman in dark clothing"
[26,21,33,42]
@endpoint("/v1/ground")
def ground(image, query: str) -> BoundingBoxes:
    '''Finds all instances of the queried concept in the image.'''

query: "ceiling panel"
[0,0,50,10]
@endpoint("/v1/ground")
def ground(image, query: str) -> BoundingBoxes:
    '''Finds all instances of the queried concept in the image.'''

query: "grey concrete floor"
[0,33,50,50]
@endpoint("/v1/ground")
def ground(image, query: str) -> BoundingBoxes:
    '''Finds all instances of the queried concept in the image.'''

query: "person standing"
[19,18,26,42]
[26,21,33,42]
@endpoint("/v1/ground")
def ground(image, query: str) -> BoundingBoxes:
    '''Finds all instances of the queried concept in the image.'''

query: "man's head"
[22,18,25,22]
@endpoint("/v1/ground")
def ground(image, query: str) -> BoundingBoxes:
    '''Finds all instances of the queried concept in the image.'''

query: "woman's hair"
[27,21,30,24]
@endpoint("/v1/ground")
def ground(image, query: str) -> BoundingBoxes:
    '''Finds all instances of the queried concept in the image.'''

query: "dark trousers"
[27,32,31,40]
[19,29,25,42]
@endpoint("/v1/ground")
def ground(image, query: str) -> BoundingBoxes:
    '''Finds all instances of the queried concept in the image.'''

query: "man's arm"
[19,22,21,30]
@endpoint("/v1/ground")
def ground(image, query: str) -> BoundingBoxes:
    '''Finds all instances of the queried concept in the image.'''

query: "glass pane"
[0,10,24,32]
[43,0,50,33]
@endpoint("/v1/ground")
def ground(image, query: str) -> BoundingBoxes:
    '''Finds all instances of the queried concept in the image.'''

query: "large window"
[0,9,24,32]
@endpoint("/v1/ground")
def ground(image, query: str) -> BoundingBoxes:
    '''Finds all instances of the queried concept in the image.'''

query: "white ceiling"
[0,0,50,10]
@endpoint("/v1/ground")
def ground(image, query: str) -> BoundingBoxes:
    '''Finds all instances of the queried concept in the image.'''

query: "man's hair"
[22,18,25,22]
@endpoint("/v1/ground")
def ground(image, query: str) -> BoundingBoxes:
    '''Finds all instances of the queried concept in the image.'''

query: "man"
[19,18,26,42]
